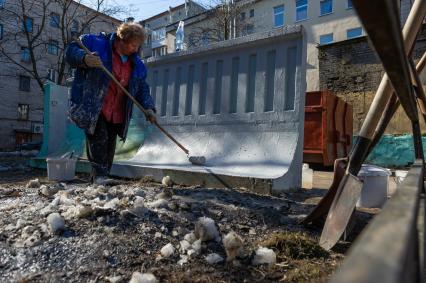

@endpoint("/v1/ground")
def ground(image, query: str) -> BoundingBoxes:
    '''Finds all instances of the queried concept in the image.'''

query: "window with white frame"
[347,0,353,9]
[21,47,30,62]
[18,104,29,120]
[47,68,56,83]
[319,33,333,45]
[347,27,362,39]
[48,40,59,55]
[273,5,284,27]
[296,0,308,22]
[320,0,333,16]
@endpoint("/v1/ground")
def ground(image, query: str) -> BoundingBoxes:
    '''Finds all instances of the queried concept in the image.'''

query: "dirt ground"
[0,156,374,283]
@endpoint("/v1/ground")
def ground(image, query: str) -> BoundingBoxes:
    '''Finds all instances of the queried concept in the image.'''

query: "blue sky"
[119,0,190,20]
[85,0,214,21]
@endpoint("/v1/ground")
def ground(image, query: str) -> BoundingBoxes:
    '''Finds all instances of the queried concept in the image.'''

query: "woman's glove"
[83,52,103,68]
[145,109,157,124]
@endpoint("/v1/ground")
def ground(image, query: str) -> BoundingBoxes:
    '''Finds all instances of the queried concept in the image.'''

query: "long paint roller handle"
[75,39,190,156]
[154,121,189,155]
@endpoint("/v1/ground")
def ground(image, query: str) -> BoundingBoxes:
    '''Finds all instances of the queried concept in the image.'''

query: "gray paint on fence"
[112,25,307,192]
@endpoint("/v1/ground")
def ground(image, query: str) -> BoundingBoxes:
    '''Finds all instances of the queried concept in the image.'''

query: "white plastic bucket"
[46,157,77,181]
[356,164,391,208]
[302,163,313,189]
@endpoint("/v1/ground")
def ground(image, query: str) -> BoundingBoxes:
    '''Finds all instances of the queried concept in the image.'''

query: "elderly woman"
[65,22,156,185]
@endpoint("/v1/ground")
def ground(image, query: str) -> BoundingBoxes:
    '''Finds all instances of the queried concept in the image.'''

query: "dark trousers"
[85,114,123,179]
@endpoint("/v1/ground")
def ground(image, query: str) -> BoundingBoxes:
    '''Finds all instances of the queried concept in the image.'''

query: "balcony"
[151,38,167,49]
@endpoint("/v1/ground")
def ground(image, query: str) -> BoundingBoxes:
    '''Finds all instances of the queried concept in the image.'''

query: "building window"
[47,68,56,83]
[246,24,254,35]
[249,9,254,18]
[320,0,333,16]
[0,0,4,8]
[319,33,333,45]
[82,24,90,34]
[347,0,353,9]
[50,13,60,28]
[18,104,29,120]
[70,20,78,32]
[19,76,30,92]
[152,28,166,41]
[0,24,3,39]
[22,17,33,33]
[48,40,59,55]
[347,27,363,39]
[21,47,30,62]
[273,5,284,27]
[240,12,246,20]
[296,0,308,22]
[67,68,76,79]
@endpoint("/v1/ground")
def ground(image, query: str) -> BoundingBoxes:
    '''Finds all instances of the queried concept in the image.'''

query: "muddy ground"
[0,156,374,282]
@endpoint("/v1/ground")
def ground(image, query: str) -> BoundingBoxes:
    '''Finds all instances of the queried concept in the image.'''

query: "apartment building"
[0,0,120,150]
[140,0,205,59]
[158,0,413,93]
[179,0,361,92]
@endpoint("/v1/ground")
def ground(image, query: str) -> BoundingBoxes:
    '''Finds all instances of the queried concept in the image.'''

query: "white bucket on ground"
[302,163,313,189]
[356,164,391,208]
[46,157,77,181]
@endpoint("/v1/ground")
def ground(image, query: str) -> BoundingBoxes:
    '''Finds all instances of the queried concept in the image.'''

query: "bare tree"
[0,0,54,91]
[55,0,126,84]
[188,0,254,47]
[0,0,125,92]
